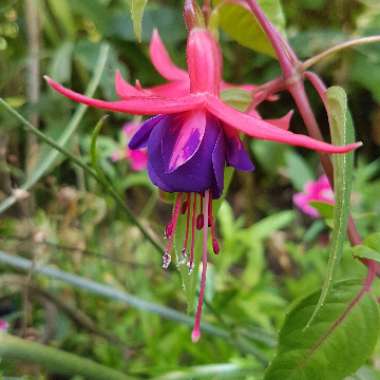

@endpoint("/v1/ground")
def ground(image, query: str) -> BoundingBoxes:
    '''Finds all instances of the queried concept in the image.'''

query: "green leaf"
[264,280,380,380]
[220,88,251,111]
[352,232,380,263]
[307,86,355,327]
[131,0,148,42]
[309,201,334,221]
[353,245,380,263]
[285,151,314,191]
[212,0,286,57]
[364,232,380,251]
[47,0,76,39]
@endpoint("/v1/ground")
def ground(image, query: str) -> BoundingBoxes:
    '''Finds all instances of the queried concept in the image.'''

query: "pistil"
[191,189,210,342]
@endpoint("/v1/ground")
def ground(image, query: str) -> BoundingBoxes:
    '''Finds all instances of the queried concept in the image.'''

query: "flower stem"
[302,36,380,70]
[245,0,364,248]
[244,0,297,76]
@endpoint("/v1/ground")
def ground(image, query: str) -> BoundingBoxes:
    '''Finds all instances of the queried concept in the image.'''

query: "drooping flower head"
[293,175,334,218]
[44,11,360,341]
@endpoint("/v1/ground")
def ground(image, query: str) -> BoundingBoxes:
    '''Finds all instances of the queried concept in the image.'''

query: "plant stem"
[303,36,380,70]
[245,0,364,248]
[0,98,163,254]
[25,0,41,174]
[245,0,297,76]
[0,334,133,380]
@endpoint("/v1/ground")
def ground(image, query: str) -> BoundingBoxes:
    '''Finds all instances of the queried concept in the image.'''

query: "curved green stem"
[0,334,134,380]
[303,36,380,70]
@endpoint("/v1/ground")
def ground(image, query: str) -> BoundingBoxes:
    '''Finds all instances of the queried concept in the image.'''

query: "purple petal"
[147,114,221,195]
[129,115,166,149]
[161,111,206,173]
[226,135,254,171]
[212,129,226,198]
[147,118,175,192]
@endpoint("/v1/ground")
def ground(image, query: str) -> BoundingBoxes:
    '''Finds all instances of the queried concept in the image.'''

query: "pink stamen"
[182,194,190,214]
[191,189,210,343]
[208,196,220,255]
[196,214,204,230]
[165,222,173,239]
[196,194,204,230]
[189,193,197,272]
[163,193,183,269]
[182,194,192,257]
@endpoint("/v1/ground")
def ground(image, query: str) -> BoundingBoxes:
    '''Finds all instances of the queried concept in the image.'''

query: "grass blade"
[0,44,109,215]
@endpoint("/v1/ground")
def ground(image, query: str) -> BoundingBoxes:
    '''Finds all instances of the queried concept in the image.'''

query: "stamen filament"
[191,189,210,342]
[182,193,192,258]
[196,194,204,230]
[163,193,183,269]
[189,193,197,272]
[208,195,220,255]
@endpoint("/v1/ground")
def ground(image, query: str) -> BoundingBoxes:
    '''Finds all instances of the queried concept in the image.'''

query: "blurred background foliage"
[0,0,380,379]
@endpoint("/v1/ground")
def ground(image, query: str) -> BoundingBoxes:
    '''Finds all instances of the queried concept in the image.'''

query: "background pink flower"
[112,123,148,171]
[293,175,334,218]
[0,319,9,332]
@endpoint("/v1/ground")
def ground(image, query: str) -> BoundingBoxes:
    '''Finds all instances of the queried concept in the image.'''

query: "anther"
[162,251,171,269]
[196,214,204,230]
[212,238,220,255]
[165,222,173,239]
[181,200,189,214]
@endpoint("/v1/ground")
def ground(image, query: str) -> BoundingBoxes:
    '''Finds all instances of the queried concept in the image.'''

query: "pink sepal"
[45,76,206,115]
[187,28,222,95]
[267,110,294,130]
[115,70,146,98]
[205,95,361,154]
[150,29,188,81]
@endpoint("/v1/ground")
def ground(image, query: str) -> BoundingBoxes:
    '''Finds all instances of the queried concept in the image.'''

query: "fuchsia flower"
[0,320,9,332]
[45,25,360,342]
[293,175,335,218]
[112,123,148,171]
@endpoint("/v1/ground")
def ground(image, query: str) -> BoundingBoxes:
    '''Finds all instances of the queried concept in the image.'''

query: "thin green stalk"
[0,98,163,254]
[0,250,272,361]
[0,334,133,380]
[0,250,228,339]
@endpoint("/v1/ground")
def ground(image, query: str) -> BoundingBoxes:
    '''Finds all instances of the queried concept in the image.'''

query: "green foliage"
[353,233,380,263]
[307,86,355,326]
[1,0,380,379]
[264,280,380,380]
[212,0,285,57]
[131,0,148,42]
